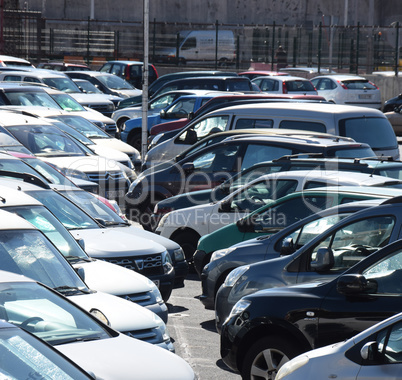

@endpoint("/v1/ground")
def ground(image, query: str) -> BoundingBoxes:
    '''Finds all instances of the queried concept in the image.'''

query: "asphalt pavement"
[166,273,241,380]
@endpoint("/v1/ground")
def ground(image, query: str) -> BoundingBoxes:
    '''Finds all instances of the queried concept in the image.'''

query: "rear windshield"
[341,80,377,90]
[339,117,398,150]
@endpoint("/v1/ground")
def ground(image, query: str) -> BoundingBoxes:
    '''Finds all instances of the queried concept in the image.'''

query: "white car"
[251,75,318,95]
[0,181,169,323]
[156,170,402,256]
[0,270,195,379]
[0,209,174,351]
[311,74,382,109]
[277,311,402,380]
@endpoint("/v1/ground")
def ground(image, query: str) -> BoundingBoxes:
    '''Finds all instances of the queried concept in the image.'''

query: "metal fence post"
[318,21,322,73]
[271,21,275,70]
[395,21,400,76]
[215,19,218,70]
[356,22,360,74]
[86,16,90,65]
[236,34,240,69]
[152,18,156,63]
[175,32,180,65]
[292,36,297,67]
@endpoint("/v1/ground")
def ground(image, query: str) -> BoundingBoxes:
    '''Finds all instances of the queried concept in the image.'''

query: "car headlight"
[276,355,309,380]
[210,248,236,263]
[228,299,251,320]
[63,167,89,181]
[128,177,141,192]
[107,103,115,112]
[173,248,185,262]
[91,121,105,129]
[90,308,110,326]
[149,133,162,148]
[162,250,174,274]
[224,265,250,287]
[154,315,171,343]
[147,278,164,304]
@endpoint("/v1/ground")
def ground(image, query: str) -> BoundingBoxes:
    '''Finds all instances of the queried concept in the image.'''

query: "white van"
[146,103,399,163]
[156,30,236,66]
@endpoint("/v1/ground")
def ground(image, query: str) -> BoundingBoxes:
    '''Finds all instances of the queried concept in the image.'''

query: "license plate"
[106,190,125,199]
[359,94,372,99]
[153,280,160,288]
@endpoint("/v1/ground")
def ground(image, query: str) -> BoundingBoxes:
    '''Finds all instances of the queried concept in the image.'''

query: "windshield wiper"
[104,220,131,227]
[53,285,91,295]
[65,255,92,263]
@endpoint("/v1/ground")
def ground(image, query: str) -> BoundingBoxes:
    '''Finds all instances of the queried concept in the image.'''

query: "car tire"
[241,336,302,380]
[172,230,200,269]
[117,117,129,130]
[129,131,142,152]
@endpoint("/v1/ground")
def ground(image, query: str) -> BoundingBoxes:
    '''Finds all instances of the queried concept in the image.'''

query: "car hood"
[69,228,166,258]
[71,109,116,124]
[68,92,114,105]
[40,154,123,174]
[69,290,161,332]
[89,144,130,163]
[57,333,194,380]
[72,259,152,295]
[112,88,142,98]
[91,137,139,156]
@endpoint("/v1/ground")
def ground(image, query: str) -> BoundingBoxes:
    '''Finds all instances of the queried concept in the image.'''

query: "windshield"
[4,91,61,109]
[42,77,80,93]
[25,190,99,231]
[47,115,110,139]
[0,326,91,379]
[49,94,86,112]
[0,282,110,346]
[96,75,134,90]
[7,125,86,157]
[0,229,86,291]
[6,205,88,260]
[60,190,127,226]
[46,119,95,146]
[0,157,55,183]
[74,80,103,94]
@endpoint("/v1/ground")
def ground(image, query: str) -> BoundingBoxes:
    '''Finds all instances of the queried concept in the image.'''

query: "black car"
[383,93,402,113]
[125,134,376,230]
[220,198,402,379]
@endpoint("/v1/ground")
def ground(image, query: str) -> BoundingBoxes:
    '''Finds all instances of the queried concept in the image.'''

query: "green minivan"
[193,186,402,276]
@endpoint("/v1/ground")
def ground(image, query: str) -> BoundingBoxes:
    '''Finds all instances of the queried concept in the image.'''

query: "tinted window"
[192,144,241,172]
[339,117,397,150]
[285,80,316,92]
[342,80,377,90]
[178,115,228,143]
[279,120,326,132]
[227,80,252,91]
[234,119,273,129]
[241,144,292,170]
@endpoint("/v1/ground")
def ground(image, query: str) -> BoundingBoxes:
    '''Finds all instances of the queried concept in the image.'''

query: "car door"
[315,215,402,348]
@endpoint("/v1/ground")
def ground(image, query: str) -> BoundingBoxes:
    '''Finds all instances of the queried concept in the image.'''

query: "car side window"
[364,247,402,294]
[149,94,176,110]
[375,320,402,363]
[278,120,326,133]
[181,37,196,50]
[234,119,273,130]
[303,180,335,190]
[241,144,292,170]
[192,144,241,172]
[3,75,21,81]
[309,216,395,273]
[177,116,228,144]
[166,98,196,117]
[100,63,112,73]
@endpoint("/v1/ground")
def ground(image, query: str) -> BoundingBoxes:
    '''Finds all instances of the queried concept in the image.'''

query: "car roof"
[103,60,145,65]
[0,109,55,126]
[0,180,43,206]
[252,75,312,81]
[312,74,370,81]
[239,71,289,76]
[0,69,69,79]
[65,70,118,77]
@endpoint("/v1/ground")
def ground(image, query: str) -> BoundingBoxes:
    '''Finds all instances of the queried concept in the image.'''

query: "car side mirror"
[181,162,195,174]
[75,267,85,282]
[337,274,378,295]
[280,237,295,256]
[188,111,195,120]
[236,214,258,233]
[219,199,232,212]
[76,238,85,251]
[361,341,380,361]
[159,109,166,118]
[310,247,334,271]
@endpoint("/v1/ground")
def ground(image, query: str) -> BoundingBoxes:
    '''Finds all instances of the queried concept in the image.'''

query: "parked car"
[0,113,130,201]
[0,207,174,350]
[0,177,176,301]
[0,69,117,117]
[0,180,169,322]
[276,311,402,380]
[149,75,254,99]
[152,156,402,226]
[0,319,94,379]
[145,102,399,165]
[383,93,402,112]
[311,74,381,109]
[238,70,289,80]
[385,104,402,136]
[194,186,402,297]
[213,199,384,328]
[126,134,375,230]
[0,54,33,68]
[157,170,399,265]
[99,60,158,89]
[121,91,228,150]
[37,61,91,71]
[220,234,402,379]
[0,270,195,379]
[65,70,142,99]
[251,75,318,95]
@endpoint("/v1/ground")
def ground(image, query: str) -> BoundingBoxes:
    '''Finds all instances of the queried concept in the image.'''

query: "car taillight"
[125,66,130,81]
[337,80,348,89]
[369,81,379,89]
[282,81,288,94]
[150,64,158,78]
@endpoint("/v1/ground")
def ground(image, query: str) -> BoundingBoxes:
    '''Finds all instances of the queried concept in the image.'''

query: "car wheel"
[241,336,302,380]
[172,230,200,268]
[129,131,142,152]
[117,117,129,130]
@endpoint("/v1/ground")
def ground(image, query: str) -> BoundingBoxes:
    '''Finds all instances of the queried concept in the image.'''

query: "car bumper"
[149,271,175,302]
[220,321,242,374]
[145,302,169,324]
[193,249,208,277]
[199,262,221,310]
[214,285,233,334]
[172,259,189,288]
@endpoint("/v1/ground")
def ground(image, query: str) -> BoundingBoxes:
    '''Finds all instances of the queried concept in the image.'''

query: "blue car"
[120,92,225,150]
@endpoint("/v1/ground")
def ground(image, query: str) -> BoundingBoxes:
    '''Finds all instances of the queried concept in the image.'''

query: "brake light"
[369,81,379,89]
[282,81,288,94]
[337,80,348,89]
[150,64,158,78]
[125,66,130,81]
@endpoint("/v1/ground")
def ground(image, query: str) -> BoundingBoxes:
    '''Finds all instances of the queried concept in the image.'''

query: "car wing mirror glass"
[337,274,378,295]
[219,199,232,212]
[310,247,334,271]
[75,267,85,282]
[181,162,194,173]
[188,111,195,120]
[280,237,295,256]
[160,109,166,118]
[237,214,257,233]
[76,238,85,251]
[360,341,380,361]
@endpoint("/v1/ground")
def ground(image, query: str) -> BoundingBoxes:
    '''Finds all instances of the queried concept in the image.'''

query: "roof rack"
[273,153,325,161]
[381,196,402,205]
[0,170,50,189]
[353,156,395,163]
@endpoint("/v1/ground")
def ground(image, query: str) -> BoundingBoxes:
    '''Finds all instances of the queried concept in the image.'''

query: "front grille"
[102,253,164,276]
[87,104,114,116]
[104,123,117,134]
[87,171,126,183]
[125,327,162,345]
[119,291,154,307]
